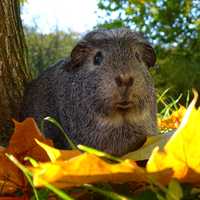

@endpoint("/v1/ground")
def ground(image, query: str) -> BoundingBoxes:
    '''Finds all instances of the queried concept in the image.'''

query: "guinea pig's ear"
[66,41,92,71]
[136,43,156,68]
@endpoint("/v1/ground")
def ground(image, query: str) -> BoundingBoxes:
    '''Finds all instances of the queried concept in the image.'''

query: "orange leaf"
[0,195,29,200]
[0,150,26,194]
[158,105,186,130]
[30,153,147,188]
[0,146,5,151]
[0,118,54,194]
[8,118,53,162]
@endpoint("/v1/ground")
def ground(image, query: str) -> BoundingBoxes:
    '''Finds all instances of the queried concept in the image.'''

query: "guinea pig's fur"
[21,28,157,156]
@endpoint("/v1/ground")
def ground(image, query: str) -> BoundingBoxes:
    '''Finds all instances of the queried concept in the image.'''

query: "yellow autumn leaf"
[35,139,81,162]
[122,131,173,161]
[29,153,146,188]
[147,90,200,183]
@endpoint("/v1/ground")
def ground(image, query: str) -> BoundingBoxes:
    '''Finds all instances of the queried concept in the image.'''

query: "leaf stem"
[6,154,39,200]
[43,117,77,150]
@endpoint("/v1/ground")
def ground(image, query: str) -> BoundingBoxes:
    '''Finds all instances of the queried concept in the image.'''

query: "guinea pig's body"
[21,28,157,156]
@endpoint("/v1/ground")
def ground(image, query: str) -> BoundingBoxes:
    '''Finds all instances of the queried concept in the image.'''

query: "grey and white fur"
[21,28,157,156]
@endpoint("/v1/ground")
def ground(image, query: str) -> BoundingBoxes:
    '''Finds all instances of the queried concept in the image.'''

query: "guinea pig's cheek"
[97,83,118,108]
[86,63,98,72]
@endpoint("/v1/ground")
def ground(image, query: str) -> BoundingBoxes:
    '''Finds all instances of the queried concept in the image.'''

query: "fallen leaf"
[30,153,147,188]
[166,179,183,200]
[0,195,29,200]
[158,105,186,130]
[35,139,81,162]
[122,131,173,161]
[0,151,26,194]
[147,90,200,184]
[8,118,53,162]
[0,118,54,194]
[0,146,5,151]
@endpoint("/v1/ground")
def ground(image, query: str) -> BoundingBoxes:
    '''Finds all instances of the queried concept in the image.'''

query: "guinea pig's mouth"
[115,101,134,110]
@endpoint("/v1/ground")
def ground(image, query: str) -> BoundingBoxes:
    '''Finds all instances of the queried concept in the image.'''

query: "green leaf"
[156,193,166,200]
[134,189,158,200]
[166,179,183,200]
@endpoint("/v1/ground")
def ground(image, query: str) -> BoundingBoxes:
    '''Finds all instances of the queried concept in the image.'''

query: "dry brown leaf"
[8,118,53,162]
[0,195,29,200]
[0,146,5,151]
[0,150,26,194]
[0,118,54,194]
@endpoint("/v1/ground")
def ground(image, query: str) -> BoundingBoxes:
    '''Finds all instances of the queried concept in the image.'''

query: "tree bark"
[0,0,32,144]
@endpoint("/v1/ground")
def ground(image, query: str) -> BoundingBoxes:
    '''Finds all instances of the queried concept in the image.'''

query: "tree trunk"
[0,0,32,144]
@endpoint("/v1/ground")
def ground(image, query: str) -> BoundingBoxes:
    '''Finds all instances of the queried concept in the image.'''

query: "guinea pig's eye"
[94,51,103,65]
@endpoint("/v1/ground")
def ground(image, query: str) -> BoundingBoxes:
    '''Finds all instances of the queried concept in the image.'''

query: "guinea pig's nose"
[115,74,134,88]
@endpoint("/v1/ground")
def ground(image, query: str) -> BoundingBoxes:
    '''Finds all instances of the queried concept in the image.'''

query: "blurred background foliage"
[23,0,200,104]
[24,25,78,76]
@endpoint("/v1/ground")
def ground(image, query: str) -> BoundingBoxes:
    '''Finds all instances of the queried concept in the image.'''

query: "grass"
[157,88,191,119]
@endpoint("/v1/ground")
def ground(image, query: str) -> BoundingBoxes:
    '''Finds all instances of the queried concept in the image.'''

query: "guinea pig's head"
[66,28,157,156]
